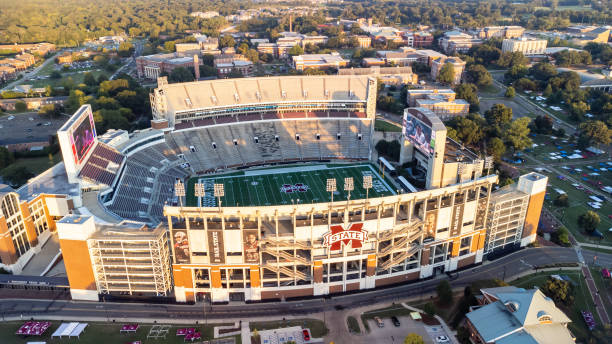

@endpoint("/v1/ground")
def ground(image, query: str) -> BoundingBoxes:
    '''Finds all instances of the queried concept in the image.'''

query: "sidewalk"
[581,265,611,325]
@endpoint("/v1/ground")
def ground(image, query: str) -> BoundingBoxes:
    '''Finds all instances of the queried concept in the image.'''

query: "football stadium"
[0,75,547,303]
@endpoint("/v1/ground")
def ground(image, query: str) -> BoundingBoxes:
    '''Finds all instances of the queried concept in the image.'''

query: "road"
[110,40,143,80]
[1,52,59,91]
[1,247,606,323]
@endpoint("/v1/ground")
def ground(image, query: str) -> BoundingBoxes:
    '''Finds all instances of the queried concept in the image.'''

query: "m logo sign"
[323,223,368,250]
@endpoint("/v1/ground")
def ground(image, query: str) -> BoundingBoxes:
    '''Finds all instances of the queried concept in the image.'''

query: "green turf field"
[186,164,396,207]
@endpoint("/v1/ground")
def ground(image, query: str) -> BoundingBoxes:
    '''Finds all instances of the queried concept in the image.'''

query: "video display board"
[69,107,96,165]
[403,111,434,157]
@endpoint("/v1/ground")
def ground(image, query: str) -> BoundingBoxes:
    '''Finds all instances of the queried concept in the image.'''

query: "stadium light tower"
[194,183,205,207]
[344,177,354,203]
[484,156,494,175]
[213,183,225,210]
[174,180,186,208]
[326,178,337,204]
[363,175,372,201]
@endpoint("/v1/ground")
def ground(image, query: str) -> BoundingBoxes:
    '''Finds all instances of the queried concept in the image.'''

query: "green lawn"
[590,267,612,312]
[21,69,107,88]
[186,163,395,207]
[250,319,328,337]
[479,84,500,95]
[375,119,402,132]
[510,269,608,343]
[347,316,361,334]
[0,322,240,344]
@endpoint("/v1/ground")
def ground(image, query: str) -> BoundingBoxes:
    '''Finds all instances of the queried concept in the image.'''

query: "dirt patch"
[421,313,440,326]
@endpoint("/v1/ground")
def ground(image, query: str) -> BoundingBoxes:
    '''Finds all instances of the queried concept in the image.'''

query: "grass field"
[0,321,240,344]
[374,119,402,132]
[186,163,396,207]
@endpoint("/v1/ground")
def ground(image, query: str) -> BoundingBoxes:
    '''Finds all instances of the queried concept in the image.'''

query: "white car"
[436,335,450,344]
[7,115,15,120]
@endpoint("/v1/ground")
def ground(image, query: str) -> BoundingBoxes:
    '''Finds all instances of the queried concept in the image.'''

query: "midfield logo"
[323,223,368,250]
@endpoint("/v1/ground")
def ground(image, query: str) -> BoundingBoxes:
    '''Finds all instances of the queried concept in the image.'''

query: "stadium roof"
[154,75,373,114]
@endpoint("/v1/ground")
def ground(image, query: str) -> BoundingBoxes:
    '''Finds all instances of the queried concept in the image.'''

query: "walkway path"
[581,265,610,324]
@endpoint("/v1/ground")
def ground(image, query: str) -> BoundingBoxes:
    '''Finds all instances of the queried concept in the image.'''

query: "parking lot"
[0,112,66,145]
[358,315,440,344]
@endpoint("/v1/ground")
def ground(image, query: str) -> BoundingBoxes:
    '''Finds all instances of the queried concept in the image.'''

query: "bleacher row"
[105,116,372,223]
[167,118,373,174]
[79,143,125,186]
[174,111,367,130]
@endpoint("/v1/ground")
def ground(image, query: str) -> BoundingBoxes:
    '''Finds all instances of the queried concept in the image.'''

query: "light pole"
[194,182,205,207]
[326,178,337,205]
[213,183,224,210]
[174,180,185,208]
[484,156,494,175]
[344,177,354,205]
[363,175,372,202]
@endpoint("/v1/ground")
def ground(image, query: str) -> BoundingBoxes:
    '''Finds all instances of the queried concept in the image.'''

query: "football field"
[186,164,395,207]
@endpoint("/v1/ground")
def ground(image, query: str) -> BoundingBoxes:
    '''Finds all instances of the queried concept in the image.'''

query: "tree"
[1,165,34,187]
[504,65,528,83]
[487,137,506,161]
[219,35,235,49]
[497,51,528,68]
[553,226,571,246]
[50,70,62,79]
[542,277,574,306]
[454,83,479,112]
[436,280,453,306]
[117,42,135,57]
[484,104,513,129]
[437,62,455,84]
[578,211,600,233]
[529,62,558,82]
[38,104,62,118]
[83,72,97,86]
[505,86,515,98]
[554,194,569,207]
[504,117,532,152]
[14,101,27,112]
[168,67,195,83]
[578,120,612,147]
[532,115,554,134]
[288,44,304,56]
[404,333,425,344]
[0,146,15,169]
[423,302,436,316]
[466,64,492,87]
[447,116,483,146]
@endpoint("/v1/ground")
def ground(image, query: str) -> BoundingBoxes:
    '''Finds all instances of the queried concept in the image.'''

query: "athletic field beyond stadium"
[186,163,396,207]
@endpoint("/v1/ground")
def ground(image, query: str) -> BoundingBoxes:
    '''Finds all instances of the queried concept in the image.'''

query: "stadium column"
[57,215,98,301]
[516,173,548,247]
[419,246,433,278]
[0,216,18,265]
[210,266,229,302]
[249,265,261,301]
[313,260,328,296]
[364,254,377,289]
[19,201,38,248]
[173,266,194,303]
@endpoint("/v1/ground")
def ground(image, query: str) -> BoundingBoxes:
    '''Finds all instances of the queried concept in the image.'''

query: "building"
[213,54,253,77]
[0,65,17,82]
[57,216,172,300]
[175,43,201,53]
[0,96,67,112]
[439,31,483,54]
[352,35,372,48]
[466,286,574,343]
[0,184,72,274]
[571,27,611,45]
[0,58,28,71]
[431,57,465,84]
[502,37,548,55]
[0,43,55,56]
[20,75,546,304]
[362,58,386,67]
[194,34,219,51]
[412,32,434,48]
[376,49,420,66]
[475,26,525,39]
[406,89,469,120]
[136,53,200,80]
[190,11,220,19]
[292,53,348,71]
[339,66,418,85]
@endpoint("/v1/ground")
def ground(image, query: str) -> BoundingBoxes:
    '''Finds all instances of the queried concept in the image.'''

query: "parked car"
[302,329,310,341]
[374,316,384,328]
[391,316,400,327]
